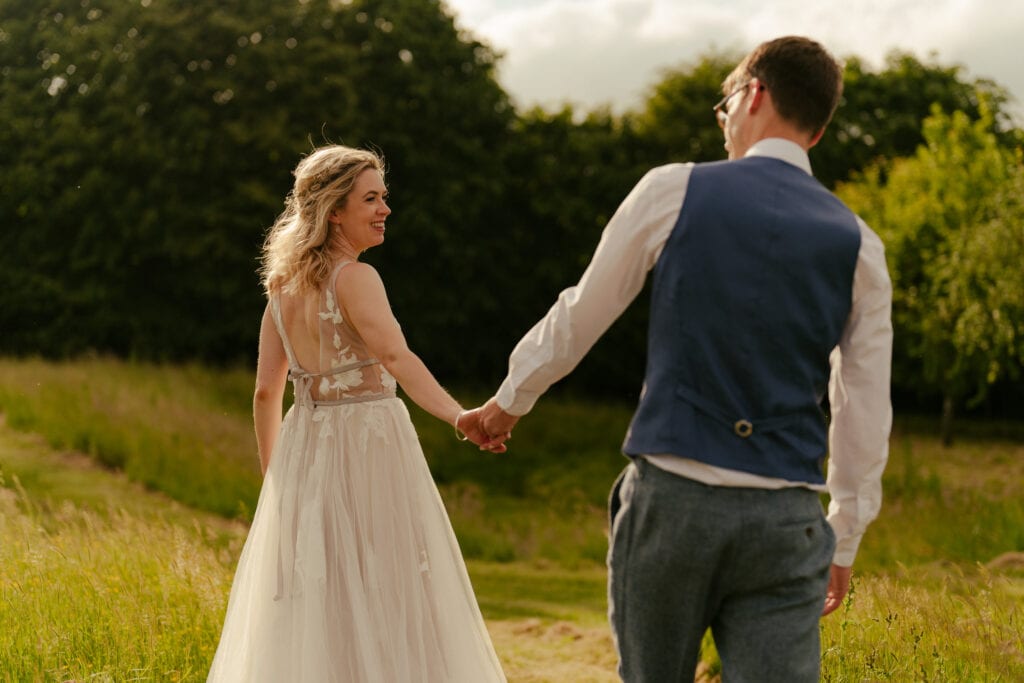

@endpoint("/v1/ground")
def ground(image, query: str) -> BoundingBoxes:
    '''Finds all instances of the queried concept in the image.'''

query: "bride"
[207,145,508,682]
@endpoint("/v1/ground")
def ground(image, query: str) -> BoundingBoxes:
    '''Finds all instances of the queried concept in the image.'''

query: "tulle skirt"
[207,398,505,682]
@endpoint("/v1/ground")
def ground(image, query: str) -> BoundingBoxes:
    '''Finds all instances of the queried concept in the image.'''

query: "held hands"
[453,397,521,453]
[455,407,510,453]
[479,397,520,437]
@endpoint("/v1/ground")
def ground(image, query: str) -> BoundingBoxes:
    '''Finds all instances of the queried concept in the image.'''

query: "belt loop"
[634,456,648,479]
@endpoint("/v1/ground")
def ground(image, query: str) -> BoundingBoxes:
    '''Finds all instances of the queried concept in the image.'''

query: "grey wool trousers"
[607,458,834,682]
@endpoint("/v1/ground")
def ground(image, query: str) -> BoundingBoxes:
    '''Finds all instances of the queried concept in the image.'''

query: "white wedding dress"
[208,262,505,682]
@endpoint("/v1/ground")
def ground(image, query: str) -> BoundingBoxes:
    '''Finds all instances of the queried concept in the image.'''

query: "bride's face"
[330,169,391,253]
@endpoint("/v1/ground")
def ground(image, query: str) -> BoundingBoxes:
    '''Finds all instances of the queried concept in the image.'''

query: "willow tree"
[838,102,1024,442]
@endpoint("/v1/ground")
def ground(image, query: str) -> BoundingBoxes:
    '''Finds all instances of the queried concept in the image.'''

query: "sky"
[442,0,1022,122]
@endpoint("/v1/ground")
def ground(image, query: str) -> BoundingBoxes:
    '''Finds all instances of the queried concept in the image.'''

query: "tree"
[0,0,361,358]
[837,101,1024,441]
[626,50,1016,190]
[0,0,515,369]
[4,3,1023,417]
[633,52,738,166]
[489,105,654,396]
[815,51,1014,188]
[335,0,517,381]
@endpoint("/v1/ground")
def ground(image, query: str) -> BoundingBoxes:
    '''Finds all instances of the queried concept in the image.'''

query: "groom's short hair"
[724,36,844,136]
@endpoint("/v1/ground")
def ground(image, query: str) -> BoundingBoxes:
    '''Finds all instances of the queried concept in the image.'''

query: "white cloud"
[445,0,1024,121]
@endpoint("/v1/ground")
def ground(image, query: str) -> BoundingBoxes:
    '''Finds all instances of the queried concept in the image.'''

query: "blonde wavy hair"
[260,145,385,295]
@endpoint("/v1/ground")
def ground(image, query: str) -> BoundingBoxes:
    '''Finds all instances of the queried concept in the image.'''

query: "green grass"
[820,567,1024,681]
[0,356,629,566]
[0,473,233,681]
[0,357,261,519]
[0,496,229,682]
[1,357,1023,681]
[857,429,1024,571]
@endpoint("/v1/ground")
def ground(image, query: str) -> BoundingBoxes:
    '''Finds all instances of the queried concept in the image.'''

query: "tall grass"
[0,357,260,519]
[14,357,1021,570]
[820,567,1024,680]
[859,430,1024,571]
[0,479,233,682]
[0,356,630,566]
[1,357,1023,681]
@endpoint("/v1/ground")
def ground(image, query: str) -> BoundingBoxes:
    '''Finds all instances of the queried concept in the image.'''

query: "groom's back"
[624,156,862,484]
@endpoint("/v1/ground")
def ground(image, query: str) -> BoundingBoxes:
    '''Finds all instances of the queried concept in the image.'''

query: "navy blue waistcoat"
[622,157,861,484]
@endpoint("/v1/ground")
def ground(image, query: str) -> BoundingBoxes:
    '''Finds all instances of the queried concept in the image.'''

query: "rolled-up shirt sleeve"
[495,163,692,416]
[825,218,894,566]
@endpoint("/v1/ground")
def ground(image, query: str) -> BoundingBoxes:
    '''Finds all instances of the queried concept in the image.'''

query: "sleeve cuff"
[830,531,862,568]
[495,380,539,417]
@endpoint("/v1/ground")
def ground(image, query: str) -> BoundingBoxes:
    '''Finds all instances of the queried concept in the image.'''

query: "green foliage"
[627,49,1016,190]
[814,51,1015,188]
[946,153,1024,391]
[3,358,1024,573]
[0,487,232,682]
[838,102,1024,414]
[3,3,1023,418]
[0,357,261,518]
[0,0,513,369]
[1,360,1023,681]
[475,105,656,394]
[863,427,1024,571]
[2,0,286,358]
[820,569,1024,681]
[634,51,738,164]
[328,0,517,383]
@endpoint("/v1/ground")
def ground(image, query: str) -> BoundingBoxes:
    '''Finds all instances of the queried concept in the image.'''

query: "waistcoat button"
[734,419,753,438]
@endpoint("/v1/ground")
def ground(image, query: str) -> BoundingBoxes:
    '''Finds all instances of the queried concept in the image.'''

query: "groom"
[475,36,892,681]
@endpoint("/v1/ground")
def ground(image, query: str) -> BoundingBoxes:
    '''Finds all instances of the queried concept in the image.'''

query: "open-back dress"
[207,261,505,682]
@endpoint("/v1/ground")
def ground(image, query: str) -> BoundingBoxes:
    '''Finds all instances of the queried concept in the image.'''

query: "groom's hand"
[822,564,852,616]
[457,407,509,453]
[480,397,520,438]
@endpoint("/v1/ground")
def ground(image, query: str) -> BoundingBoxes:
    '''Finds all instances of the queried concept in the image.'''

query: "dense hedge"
[1,0,1019,414]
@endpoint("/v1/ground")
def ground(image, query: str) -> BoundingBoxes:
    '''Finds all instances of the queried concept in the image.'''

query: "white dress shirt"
[495,138,893,567]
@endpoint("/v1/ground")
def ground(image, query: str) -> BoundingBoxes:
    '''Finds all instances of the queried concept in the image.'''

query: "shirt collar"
[744,138,812,176]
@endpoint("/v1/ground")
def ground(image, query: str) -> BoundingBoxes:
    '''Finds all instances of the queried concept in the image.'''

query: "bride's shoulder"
[335,260,382,283]
[333,261,387,300]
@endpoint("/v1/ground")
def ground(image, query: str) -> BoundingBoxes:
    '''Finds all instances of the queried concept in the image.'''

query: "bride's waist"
[300,390,398,407]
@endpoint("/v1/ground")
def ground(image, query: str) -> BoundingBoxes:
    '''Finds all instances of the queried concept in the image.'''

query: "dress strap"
[328,260,356,293]
[269,295,301,373]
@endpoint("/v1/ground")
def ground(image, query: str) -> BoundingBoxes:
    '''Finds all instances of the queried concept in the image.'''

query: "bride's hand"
[456,407,510,453]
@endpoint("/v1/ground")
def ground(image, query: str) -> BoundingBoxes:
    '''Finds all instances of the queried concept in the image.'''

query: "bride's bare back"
[272,261,396,405]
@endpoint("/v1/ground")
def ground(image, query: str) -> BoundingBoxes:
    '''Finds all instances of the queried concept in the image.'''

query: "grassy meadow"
[0,357,1022,681]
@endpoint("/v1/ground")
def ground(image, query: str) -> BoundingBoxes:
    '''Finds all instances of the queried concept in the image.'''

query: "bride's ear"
[328,208,343,226]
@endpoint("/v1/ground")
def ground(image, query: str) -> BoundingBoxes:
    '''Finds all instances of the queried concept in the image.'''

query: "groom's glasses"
[713,82,755,128]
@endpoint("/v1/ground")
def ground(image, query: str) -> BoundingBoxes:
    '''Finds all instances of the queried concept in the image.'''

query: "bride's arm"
[337,262,503,450]
[336,263,462,422]
[253,304,289,475]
